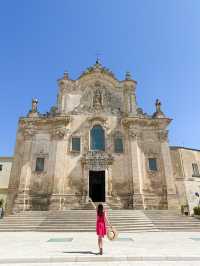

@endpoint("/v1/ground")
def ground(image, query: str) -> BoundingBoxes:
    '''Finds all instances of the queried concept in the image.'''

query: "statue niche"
[93,88,103,109]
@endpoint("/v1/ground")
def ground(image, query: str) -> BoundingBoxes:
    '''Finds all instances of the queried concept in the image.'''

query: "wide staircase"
[0,210,200,232]
[144,210,200,231]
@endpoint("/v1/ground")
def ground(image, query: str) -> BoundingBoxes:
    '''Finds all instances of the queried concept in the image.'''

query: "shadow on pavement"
[63,251,99,255]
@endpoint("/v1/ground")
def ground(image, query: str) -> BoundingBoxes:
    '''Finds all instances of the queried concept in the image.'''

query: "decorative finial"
[125,71,132,80]
[63,71,69,79]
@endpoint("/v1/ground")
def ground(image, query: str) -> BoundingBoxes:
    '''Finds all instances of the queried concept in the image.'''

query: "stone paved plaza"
[0,232,200,265]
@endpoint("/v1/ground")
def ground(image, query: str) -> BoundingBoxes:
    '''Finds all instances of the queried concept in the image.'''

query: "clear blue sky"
[0,0,200,156]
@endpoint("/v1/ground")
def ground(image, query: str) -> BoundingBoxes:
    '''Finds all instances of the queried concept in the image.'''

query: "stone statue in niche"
[93,89,103,108]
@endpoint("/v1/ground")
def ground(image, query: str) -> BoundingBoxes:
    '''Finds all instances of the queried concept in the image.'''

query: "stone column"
[129,131,144,209]
[160,132,179,210]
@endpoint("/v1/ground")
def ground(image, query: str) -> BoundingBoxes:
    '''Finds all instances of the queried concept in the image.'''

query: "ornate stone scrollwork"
[87,115,108,130]
[51,127,69,140]
[82,150,114,171]
[19,123,37,140]
[128,130,143,141]
[158,130,168,142]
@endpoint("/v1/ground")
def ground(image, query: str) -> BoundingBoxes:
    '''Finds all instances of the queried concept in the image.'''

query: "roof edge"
[170,146,200,152]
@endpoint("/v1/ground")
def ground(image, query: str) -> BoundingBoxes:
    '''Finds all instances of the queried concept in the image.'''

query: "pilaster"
[160,137,179,210]
[129,130,144,209]
[13,137,33,212]
[49,129,69,210]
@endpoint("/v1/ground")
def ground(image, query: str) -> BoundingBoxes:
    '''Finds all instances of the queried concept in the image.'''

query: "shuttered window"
[114,138,123,153]
[148,158,157,171]
[35,158,45,172]
[72,137,81,152]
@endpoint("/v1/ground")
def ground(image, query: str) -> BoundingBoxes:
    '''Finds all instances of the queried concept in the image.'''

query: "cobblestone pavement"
[0,232,200,265]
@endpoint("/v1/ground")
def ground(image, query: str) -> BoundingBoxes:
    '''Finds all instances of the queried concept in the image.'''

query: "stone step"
[1,210,200,232]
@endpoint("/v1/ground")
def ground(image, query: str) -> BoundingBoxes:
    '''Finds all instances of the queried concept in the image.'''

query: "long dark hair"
[97,204,104,216]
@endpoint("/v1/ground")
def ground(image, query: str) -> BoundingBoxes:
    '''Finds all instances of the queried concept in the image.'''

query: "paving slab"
[0,232,200,264]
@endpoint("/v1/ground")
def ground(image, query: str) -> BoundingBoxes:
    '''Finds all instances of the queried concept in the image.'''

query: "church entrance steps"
[1,210,200,232]
[144,210,200,231]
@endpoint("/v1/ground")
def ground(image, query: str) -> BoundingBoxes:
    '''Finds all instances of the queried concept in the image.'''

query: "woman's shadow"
[63,251,99,255]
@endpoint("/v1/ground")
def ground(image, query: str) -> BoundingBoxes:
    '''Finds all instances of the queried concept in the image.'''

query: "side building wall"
[170,147,200,215]
[0,157,13,207]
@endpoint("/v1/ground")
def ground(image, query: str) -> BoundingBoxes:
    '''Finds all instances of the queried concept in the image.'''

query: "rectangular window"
[192,163,200,177]
[0,164,2,171]
[35,158,45,172]
[114,138,123,153]
[72,137,81,152]
[148,158,157,171]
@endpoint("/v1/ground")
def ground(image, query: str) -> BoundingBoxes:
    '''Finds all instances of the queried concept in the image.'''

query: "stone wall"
[0,157,12,207]
[171,147,200,214]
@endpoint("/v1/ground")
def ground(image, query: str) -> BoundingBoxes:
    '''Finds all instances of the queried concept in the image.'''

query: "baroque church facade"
[6,60,180,213]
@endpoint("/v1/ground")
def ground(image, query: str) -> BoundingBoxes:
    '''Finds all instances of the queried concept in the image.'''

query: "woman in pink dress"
[96,203,108,255]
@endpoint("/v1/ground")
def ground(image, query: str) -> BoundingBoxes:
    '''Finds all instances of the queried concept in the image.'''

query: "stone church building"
[6,60,181,213]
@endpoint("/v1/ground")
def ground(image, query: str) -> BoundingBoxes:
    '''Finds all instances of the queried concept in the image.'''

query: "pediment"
[79,60,117,81]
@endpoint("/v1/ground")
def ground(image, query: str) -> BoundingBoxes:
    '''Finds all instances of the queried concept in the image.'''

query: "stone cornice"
[19,115,71,127]
[19,115,71,140]
[122,116,172,129]
[0,157,13,162]
[87,115,107,123]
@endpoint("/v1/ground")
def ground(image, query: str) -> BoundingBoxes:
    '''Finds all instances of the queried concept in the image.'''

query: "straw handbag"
[107,225,118,241]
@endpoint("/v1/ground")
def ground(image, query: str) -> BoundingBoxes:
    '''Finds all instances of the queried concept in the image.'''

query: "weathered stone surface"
[6,62,183,213]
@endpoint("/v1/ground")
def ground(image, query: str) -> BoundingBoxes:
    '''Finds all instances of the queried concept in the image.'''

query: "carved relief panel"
[62,81,124,115]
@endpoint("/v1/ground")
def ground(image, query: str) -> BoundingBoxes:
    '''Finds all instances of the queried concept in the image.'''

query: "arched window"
[90,125,105,151]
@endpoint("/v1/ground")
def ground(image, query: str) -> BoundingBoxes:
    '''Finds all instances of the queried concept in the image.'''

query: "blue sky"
[0,0,200,156]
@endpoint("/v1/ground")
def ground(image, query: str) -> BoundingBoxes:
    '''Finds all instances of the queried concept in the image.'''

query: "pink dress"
[96,211,107,237]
